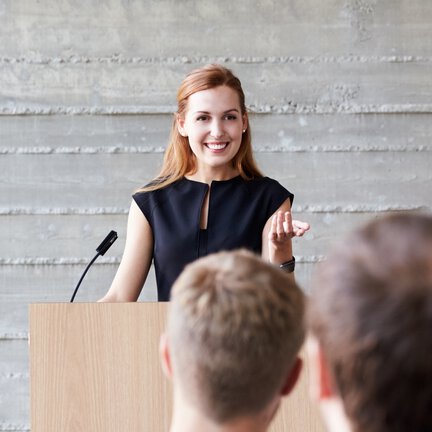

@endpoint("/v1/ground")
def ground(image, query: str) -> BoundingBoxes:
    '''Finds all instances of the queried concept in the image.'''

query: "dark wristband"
[279,256,295,273]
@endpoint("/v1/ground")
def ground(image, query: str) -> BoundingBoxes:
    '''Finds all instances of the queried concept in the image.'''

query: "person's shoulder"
[134,178,180,196]
[243,176,283,190]
[133,178,182,207]
[261,176,281,186]
[246,176,294,204]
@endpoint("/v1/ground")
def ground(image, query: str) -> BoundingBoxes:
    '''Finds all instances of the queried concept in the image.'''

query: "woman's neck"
[185,167,239,185]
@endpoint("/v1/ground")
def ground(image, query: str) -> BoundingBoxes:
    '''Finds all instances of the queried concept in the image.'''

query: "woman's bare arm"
[98,200,154,302]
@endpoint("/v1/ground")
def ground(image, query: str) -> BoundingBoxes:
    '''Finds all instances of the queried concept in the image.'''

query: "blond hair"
[167,249,305,422]
[139,64,262,192]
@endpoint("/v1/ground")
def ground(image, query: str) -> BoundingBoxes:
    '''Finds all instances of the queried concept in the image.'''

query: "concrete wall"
[1,1,431,429]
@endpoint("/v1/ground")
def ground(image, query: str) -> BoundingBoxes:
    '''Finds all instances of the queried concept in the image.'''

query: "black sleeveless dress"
[133,176,293,301]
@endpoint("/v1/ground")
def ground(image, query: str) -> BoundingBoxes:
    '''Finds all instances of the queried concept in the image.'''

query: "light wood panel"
[29,303,324,432]
[30,303,171,432]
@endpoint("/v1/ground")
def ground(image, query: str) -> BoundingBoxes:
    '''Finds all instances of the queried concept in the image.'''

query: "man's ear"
[307,335,334,401]
[281,357,303,396]
[177,114,187,137]
[159,332,173,379]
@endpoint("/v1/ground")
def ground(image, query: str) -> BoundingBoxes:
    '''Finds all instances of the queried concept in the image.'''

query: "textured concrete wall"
[1,1,431,430]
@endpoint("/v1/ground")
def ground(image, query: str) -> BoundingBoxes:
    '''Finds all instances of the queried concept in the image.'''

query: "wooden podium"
[29,303,324,432]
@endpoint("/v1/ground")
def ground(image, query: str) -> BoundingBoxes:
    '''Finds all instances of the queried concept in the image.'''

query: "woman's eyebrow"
[193,108,239,115]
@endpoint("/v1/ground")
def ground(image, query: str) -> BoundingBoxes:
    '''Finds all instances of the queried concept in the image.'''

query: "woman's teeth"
[206,143,228,150]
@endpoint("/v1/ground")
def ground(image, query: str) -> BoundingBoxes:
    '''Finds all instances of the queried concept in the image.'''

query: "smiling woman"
[99,64,310,302]
[177,86,246,179]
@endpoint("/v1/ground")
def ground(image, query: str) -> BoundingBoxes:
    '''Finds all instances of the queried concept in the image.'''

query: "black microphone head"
[96,230,118,256]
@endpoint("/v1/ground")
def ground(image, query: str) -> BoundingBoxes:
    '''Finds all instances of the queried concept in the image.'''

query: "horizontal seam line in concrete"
[0,373,29,379]
[0,424,30,432]
[1,256,323,266]
[0,257,121,265]
[2,105,432,115]
[0,207,129,215]
[0,333,28,340]
[1,146,430,154]
[1,55,432,64]
[0,426,30,432]
[0,205,428,215]
[0,427,29,432]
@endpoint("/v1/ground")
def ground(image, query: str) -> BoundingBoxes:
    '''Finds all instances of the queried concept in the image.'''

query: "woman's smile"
[204,141,229,151]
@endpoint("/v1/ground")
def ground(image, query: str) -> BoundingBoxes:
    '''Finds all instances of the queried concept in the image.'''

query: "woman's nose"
[210,120,223,138]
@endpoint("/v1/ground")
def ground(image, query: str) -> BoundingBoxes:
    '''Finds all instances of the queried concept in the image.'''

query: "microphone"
[70,230,118,302]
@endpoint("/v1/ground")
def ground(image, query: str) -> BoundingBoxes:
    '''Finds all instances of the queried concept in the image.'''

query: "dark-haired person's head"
[307,213,432,432]
[160,249,305,432]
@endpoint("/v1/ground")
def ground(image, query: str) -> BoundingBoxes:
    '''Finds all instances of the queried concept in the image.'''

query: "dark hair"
[308,212,432,432]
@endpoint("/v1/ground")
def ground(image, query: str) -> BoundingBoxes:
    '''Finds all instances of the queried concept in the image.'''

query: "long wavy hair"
[138,64,263,192]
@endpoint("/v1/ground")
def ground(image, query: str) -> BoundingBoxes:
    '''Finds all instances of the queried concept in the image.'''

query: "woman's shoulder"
[133,178,182,209]
[244,176,286,190]
[243,176,294,204]
[134,177,182,196]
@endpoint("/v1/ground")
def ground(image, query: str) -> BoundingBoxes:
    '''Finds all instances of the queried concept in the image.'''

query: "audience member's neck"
[170,393,272,432]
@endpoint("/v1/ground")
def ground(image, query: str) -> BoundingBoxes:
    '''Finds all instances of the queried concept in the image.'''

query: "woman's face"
[178,85,247,175]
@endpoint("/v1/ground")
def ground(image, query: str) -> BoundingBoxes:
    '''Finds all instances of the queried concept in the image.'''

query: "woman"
[100,64,309,302]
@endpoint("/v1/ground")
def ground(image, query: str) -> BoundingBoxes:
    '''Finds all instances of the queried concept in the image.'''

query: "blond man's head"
[164,249,305,423]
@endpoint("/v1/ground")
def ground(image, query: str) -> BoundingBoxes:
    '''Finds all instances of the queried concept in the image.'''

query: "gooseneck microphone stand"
[70,230,118,303]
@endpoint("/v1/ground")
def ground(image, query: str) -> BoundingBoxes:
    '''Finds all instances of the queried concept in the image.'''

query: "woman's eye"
[224,114,237,120]
[196,116,208,121]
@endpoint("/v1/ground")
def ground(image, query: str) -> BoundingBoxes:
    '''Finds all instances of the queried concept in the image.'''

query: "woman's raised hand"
[268,210,310,245]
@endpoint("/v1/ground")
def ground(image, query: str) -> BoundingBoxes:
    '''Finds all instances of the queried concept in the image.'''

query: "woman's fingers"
[270,211,291,241]
[269,212,311,241]
[277,211,287,238]
[269,214,278,240]
[292,220,311,237]
[269,213,286,241]
[283,211,293,236]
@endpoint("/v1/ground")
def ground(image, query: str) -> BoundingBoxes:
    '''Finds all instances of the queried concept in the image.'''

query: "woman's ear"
[242,113,248,133]
[177,114,187,137]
